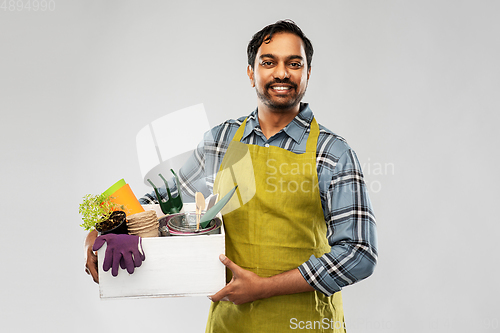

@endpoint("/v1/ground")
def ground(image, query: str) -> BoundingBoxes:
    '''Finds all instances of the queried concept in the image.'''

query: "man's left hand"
[209,254,266,305]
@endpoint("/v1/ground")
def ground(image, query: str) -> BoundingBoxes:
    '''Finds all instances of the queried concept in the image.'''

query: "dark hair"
[247,19,313,69]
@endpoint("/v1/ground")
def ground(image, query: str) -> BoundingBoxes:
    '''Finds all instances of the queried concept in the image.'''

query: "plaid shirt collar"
[240,103,314,144]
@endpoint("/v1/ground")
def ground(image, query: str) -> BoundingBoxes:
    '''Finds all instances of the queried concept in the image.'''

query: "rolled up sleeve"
[299,149,378,296]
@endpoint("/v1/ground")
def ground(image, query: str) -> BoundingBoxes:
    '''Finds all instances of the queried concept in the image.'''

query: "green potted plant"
[79,193,128,234]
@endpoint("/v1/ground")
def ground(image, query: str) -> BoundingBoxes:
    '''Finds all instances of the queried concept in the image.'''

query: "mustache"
[264,78,297,90]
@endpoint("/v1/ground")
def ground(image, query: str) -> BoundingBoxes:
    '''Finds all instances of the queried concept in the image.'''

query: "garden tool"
[199,185,238,229]
[147,169,183,215]
[195,192,205,231]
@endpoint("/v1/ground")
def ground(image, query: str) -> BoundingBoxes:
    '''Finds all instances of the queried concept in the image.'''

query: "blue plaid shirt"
[140,103,378,296]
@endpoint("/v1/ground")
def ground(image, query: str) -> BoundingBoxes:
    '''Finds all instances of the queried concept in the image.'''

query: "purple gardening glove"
[92,234,145,277]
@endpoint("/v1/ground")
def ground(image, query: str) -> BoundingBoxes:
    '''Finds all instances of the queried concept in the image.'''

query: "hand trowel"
[199,185,238,229]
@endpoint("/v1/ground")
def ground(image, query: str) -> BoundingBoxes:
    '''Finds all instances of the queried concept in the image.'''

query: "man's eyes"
[260,61,303,68]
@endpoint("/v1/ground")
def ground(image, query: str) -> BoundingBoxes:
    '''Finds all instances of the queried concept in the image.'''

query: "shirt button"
[265,143,269,147]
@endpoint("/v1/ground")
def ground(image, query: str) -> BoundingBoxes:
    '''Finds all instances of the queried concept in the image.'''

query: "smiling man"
[85,20,377,333]
[203,20,377,332]
[248,30,312,141]
[251,32,310,111]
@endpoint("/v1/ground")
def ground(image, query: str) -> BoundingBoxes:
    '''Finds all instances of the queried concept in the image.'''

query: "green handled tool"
[147,169,183,215]
[199,185,238,229]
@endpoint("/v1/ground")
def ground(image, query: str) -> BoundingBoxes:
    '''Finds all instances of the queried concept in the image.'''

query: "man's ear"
[307,66,311,81]
[247,65,255,87]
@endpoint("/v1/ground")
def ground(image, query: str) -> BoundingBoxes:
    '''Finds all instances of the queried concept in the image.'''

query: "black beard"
[256,78,306,111]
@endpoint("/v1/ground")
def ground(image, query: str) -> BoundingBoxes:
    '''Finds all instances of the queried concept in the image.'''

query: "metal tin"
[158,212,222,236]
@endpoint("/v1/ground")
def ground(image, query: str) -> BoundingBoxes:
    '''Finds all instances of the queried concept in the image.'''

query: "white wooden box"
[97,203,226,299]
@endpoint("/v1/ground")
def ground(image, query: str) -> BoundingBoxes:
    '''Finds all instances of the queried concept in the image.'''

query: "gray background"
[1,0,499,332]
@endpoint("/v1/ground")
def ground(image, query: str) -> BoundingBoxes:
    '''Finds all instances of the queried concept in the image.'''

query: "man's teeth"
[272,86,290,90]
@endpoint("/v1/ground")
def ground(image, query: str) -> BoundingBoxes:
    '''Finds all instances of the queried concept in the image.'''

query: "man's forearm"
[261,268,315,299]
[85,229,98,251]
[210,255,315,305]
[84,229,99,283]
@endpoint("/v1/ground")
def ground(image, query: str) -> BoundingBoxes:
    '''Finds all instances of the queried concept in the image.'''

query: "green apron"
[206,118,345,333]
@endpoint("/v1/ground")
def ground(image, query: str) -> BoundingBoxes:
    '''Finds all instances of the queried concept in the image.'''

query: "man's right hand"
[84,230,99,284]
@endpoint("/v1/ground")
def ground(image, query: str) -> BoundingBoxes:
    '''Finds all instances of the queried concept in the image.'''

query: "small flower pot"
[97,211,129,235]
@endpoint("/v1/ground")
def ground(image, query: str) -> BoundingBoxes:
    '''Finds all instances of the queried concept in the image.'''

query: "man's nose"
[272,62,289,79]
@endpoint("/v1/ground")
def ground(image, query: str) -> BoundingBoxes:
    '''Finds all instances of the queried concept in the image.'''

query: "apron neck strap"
[232,116,319,154]
[232,118,247,142]
[306,118,319,154]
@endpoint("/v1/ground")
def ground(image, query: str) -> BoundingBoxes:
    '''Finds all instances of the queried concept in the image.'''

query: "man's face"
[248,32,311,112]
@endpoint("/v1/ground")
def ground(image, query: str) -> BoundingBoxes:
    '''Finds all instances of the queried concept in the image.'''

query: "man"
[85,20,377,332]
